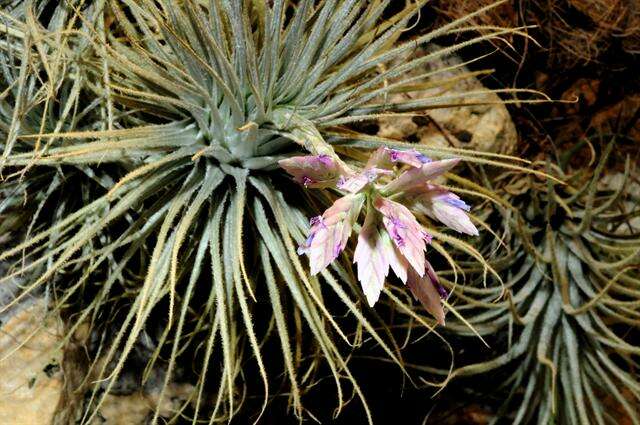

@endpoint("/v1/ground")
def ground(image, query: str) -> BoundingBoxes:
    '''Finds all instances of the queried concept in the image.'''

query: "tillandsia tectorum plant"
[427,146,640,424]
[0,0,546,422]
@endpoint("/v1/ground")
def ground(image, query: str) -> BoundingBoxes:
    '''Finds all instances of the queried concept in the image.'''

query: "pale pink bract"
[382,158,460,195]
[373,196,430,278]
[297,194,364,275]
[278,154,344,188]
[411,185,479,236]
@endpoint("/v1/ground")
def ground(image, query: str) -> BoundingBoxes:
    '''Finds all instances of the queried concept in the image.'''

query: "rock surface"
[0,299,193,424]
[377,48,518,155]
[0,300,64,424]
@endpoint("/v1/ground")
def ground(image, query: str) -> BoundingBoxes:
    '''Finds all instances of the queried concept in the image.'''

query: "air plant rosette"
[423,146,640,424]
[0,0,548,423]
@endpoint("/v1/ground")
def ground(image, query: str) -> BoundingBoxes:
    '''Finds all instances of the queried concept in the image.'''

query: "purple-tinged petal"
[374,196,427,276]
[442,196,471,211]
[412,187,478,236]
[381,158,460,195]
[387,148,426,168]
[297,216,324,255]
[279,155,343,188]
[367,147,429,169]
[384,235,409,283]
[432,201,478,235]
[415,153,432,164]
[426,260,448,299]
[407,264,446,325]
[354,208,390,307]
[303,194,364,275]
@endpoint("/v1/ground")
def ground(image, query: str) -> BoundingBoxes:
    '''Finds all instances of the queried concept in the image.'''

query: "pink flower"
[278,155,344,188]
[412,185,479,236]
[297,194,365,275]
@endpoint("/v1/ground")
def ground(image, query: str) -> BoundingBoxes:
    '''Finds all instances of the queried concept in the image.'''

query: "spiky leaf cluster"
[0,0,541,423]
[435,148,640,424]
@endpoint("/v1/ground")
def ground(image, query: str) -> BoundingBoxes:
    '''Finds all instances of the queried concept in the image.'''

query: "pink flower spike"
[374,196,426,276]
[354,208,390,307]
[381,158,460,195]
[279,155,343,189]
[301,194,364,275]
[407,262,446,325]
